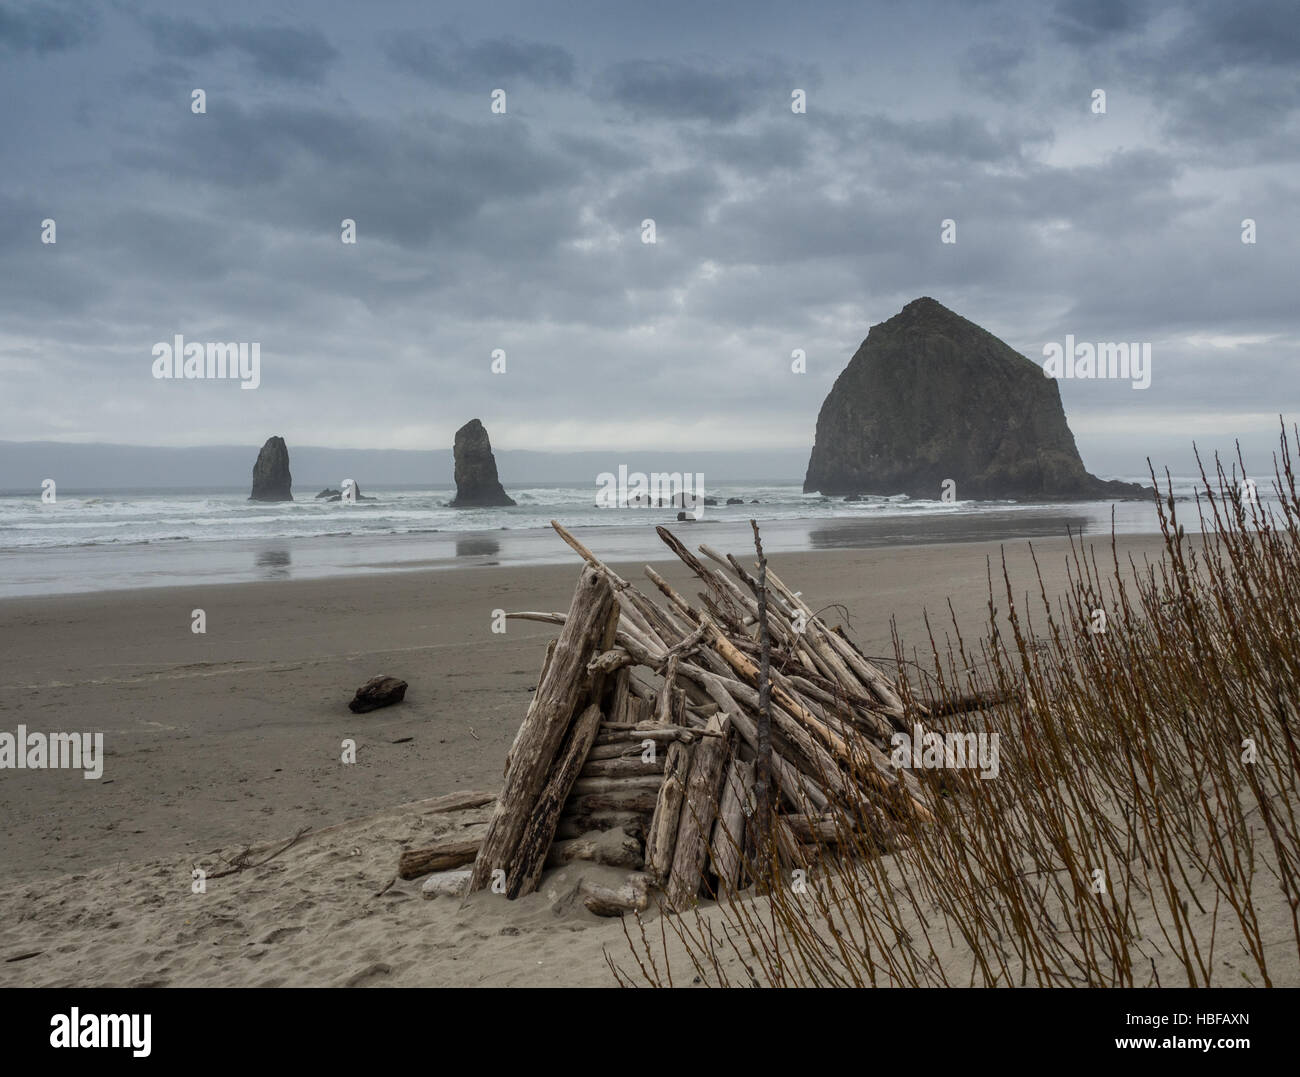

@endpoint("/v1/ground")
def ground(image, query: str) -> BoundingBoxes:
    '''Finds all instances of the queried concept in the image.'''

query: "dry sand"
[11,531,1286,987]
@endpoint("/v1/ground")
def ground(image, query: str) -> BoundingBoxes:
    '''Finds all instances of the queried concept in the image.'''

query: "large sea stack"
[803,298,1148,501]
[248,436,293,501]
[449,419,515,508]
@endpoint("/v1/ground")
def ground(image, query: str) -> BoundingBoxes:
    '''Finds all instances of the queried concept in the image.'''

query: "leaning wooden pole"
[750,520,774,885]
[468,565,614,894]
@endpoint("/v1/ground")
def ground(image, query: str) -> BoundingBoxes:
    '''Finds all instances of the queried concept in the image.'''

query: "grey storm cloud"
[384,30,576,89]
[140,14,339,83]
[0,0,1297,469]
[0,0,96,53]
[1049,0,1154,44]
[597,57,804,123]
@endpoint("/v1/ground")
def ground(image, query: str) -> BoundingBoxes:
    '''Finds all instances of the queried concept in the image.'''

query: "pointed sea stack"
[248,436,293,501]
[803,298,1149,501]
[449,419,515,508]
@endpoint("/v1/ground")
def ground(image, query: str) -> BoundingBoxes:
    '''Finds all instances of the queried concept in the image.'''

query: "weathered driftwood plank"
[554,811,645,840]
[665,714,732,908]
[709,755,753,896]
[588,734,697,760]
[469,566,615,894]
[508,702,605,897]
[609,667,632,723]
[580,754,665,779]
[570,774,663,796]
[580,872,650,916]
[546,833,643,869]
[594,723,709,744]
[654,653,681,725]
[398,837,481,880]
[563,790,660,816]
[644,740,691,883]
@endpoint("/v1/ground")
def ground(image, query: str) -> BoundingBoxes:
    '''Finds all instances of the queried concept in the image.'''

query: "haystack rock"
[449,419,515,508]
[803,298,1149,501]
[249,436,293,501]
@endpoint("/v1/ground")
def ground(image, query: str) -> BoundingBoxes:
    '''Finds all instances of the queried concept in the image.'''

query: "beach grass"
[615,425,1300,987]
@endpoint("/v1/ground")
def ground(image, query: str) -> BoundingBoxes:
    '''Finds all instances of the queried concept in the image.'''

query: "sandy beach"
[4,532,1232,988]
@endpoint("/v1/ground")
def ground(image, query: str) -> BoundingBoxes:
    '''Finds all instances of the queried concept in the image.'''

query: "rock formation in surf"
[249,436,293,501]
[803,297,1149,501]
[449,419,516,508]
[316,482,374,502]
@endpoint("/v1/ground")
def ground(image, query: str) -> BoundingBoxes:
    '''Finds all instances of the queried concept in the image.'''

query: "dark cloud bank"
[1,0,1296,483]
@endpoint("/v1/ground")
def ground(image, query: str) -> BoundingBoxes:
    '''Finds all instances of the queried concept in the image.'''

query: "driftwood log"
[507,702,605,897]
[644,740,691,883]
[398,837,481,880]
[421,868,472,899]
[468,566,615,895]
[709,756,753,896]
[580,873,650,916]
[665,714,733,907]
[547,833,643,869]
[554,811,645,840]
[348,675,408,713]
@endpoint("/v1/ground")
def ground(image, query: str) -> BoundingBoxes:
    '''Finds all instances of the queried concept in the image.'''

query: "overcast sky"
[2,0,1296,475]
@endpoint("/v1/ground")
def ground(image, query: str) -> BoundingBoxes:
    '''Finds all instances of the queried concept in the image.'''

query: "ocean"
[0,478,1230,597]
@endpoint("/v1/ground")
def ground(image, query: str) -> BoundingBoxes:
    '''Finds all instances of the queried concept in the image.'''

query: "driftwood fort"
[399,521,936,915]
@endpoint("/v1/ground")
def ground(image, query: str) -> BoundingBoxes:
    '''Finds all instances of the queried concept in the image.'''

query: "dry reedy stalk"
[611,423,1300,988]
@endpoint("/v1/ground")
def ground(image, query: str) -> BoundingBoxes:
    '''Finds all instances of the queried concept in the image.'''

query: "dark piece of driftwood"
[348,675,408,713]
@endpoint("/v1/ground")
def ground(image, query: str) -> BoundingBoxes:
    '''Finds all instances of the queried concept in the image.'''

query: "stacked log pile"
[413,521,932,915]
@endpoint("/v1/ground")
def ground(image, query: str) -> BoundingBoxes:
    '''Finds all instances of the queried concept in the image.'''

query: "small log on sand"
[580,873,650,916]
[348,675,408,713]
[398,837,481,880]
[421,868,472,899]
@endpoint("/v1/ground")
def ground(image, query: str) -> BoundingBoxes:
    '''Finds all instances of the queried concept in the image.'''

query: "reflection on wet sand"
[456,537,501,559]
[255,548,292,579]
[808,511,1093,551]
